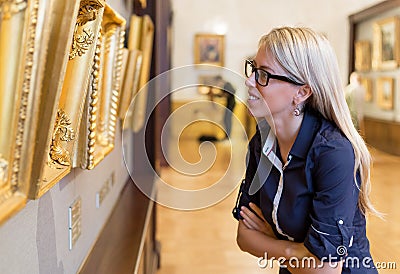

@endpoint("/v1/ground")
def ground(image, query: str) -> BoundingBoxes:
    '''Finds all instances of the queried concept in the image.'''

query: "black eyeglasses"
[245,60,303,86]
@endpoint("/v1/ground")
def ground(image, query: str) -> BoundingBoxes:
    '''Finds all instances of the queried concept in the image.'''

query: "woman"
[233,27,379,273]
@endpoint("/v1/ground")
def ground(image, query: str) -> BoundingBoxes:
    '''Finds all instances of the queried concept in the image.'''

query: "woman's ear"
[293,85,312,105]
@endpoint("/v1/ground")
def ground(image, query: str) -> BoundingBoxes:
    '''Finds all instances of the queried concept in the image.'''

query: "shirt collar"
[289,109,321,159]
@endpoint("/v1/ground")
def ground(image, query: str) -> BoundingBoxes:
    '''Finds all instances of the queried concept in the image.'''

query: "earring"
[294,105,301,116]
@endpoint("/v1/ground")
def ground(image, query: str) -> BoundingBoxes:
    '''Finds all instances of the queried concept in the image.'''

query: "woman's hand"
[240,203,275,238]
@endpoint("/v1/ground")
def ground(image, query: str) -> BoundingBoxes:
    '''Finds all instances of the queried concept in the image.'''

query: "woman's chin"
[246,106,270,119]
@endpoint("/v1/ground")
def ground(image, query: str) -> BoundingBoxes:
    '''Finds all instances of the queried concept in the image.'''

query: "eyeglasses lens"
[245,61,253,78]
[245,60,268,86]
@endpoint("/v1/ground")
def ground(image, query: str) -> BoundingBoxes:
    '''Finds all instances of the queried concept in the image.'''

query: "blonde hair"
[259,26,379,216]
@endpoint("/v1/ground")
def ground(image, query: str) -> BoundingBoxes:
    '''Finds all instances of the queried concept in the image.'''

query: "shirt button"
[338,219,344,225]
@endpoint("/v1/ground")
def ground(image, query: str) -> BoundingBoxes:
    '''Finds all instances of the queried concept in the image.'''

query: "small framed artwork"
[194,34,225,66]
[355,41,371,71]
[360,77,373,102]
[376,77,394,110]
[372,16,400,70]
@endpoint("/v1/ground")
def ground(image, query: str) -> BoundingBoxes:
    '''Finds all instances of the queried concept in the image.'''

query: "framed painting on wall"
[74,3,126,170]
[118,49,143,121]
[360,77,373,102]
[372,16,400,70]
[194,34,225,66]
[29,0,105,198]
[0,0,52,224]
[376,77,394,110]
[126,14,154,133]
[355,41,371,71]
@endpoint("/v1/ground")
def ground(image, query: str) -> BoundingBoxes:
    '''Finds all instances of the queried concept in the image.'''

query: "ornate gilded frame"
[74,4,125,169]
[0,0,51,223]
[29,0,105,198]
[127,15,154,132]
[118,49,143,121]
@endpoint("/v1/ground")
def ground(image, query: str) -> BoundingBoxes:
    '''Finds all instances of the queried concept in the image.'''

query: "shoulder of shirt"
[309,112,353,153]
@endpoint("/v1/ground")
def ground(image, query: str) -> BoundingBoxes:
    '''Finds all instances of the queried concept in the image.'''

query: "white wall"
[170,0,384,101]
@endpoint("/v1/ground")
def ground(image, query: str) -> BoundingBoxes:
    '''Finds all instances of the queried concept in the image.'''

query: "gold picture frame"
[360,77,373,102]
[355,41,371,72]
[194,34,225,66]
[373,16,400,70]
[0,0,52,224]
[118,49,143,121]
[118,48,130,118]
[376,77,394,110]
[29,0,105,198]
[74,3,126,170]
[127,14,154,133]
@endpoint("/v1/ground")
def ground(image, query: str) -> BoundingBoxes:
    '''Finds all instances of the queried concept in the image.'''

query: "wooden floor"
[156,135,400,274]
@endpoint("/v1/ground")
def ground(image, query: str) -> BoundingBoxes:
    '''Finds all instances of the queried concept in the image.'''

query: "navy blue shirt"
[233,109,377,273]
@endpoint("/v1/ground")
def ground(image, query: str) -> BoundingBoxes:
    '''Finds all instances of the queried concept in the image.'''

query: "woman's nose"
[245,72,256,87]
